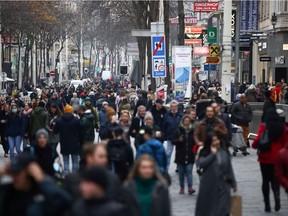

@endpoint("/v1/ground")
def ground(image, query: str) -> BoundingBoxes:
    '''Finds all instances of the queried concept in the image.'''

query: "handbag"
[231,195,242,216]
[257,130,271,151]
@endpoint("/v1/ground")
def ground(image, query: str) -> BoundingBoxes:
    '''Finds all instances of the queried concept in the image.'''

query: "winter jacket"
[30,107,48,135]
[107,139,134,181]
[70,197,127,216]
[136,138,167,172]
[0,178,71,216]
[195,149,236,216]
[194,117,228,145]
[79,110,95,143]
[0,110,8,135]
[172,124,195,164]
[46,98,62,111]
[151,105,167,131]
[196,99,213,120]
[70,97,80,111]
[45,113,60,144]
[124,180,171,216]
[85,105,99,129]
[275,138,288,192]
[230,102,253,126]
[54,113,82,155]
[163,111,182,141]
[134,125,163,149]
[129,116,145,138]
[252,123,286,164]
[99,109,107,128]
[5,113,24,137]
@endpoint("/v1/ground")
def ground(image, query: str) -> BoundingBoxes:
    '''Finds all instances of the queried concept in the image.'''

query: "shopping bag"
[231,195,242,216]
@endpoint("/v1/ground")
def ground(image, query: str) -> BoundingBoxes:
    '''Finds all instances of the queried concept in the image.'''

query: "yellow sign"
[209,45,220,56]
[206,56,221,64]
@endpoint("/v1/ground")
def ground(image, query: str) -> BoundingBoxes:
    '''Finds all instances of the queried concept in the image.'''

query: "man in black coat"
[151,99,167,132]
[133,90,149,116]
[54,105,82,174]
[70,167,126,216]
[129,105,146,138]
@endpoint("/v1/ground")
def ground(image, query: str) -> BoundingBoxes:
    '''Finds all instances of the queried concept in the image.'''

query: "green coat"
[30,107,48,135]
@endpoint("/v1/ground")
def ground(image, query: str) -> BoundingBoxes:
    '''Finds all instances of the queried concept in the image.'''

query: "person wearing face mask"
[195,132,237,216]
[5,105,24,159]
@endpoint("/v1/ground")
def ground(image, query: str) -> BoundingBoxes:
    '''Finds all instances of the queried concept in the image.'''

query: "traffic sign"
[151,35,165,56]
[204,64,216,71]
[50,70,55,77]
[206,56,221,64]
[152,57,166,78]
[209,45,220,56]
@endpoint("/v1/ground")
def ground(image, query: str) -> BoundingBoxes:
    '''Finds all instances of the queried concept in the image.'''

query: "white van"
[70,80,84,89]
[101,70,112,81]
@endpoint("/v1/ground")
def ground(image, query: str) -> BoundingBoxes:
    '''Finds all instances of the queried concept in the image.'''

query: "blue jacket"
[99,109,107,127]
[163,111,182,140]
[137,138,167,172]
[5,113,24,137]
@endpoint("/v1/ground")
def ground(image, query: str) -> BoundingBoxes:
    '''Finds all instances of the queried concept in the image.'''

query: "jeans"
[8,136,22,159]
[166,140,174,171]
[63,154,79,174]
[178,163,193,189]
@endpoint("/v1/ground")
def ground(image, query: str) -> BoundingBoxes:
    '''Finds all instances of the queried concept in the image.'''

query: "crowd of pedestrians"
[0,79,288,216]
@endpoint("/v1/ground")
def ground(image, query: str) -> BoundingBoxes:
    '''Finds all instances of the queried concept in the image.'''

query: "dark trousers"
[0,132,8,154]
[260,163,280,204]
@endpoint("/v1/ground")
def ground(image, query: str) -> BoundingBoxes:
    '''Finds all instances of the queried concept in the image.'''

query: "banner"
[185,26,203,45]
[241,0,258,31]
[172,46,192,101]
[207,27,217,43]
[194,2,219,12]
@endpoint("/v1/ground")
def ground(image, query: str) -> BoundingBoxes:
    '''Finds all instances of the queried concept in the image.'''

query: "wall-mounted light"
[271,12,277,32]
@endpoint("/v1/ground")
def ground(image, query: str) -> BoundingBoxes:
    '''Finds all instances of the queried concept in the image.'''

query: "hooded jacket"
[136,138,167,172]
[30,107,48,135]
[54,113,81,155]
[163,111,182,141]
[151,105,167,131]
[80,110,95,143]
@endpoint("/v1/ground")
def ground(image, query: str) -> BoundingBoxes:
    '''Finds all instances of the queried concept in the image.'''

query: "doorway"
[275,67,287,83]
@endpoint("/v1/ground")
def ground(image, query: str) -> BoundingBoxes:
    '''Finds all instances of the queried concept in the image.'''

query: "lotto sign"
[152,57,166,77]
[209,45,220,56]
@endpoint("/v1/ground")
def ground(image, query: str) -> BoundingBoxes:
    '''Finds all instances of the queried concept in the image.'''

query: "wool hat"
[64,105,74,113]
[36,129,49,139]
[81,167,108,191]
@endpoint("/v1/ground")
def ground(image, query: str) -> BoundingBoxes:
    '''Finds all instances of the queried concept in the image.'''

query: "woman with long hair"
[195,132,236,216]
[5,104,24,159]
[45,103,62,151]
[125,155,171,216]
[252,108,286,212]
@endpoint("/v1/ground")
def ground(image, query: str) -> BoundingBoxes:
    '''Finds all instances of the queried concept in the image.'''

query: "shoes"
[264,198,271,213]
[179,188,184,194]
[188,188,196,195]
[4,154,8,158]
[275,198,281,212]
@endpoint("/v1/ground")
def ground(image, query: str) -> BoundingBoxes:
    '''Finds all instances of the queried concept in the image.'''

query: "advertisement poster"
[240,0,258,31]
[172,46,192,101]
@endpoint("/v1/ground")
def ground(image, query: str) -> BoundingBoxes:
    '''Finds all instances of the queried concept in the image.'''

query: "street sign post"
[151,35,166,78]
[206,56,221,64]
[207,27,217,43]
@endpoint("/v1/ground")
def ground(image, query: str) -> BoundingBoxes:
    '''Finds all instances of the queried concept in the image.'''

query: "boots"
[264,197,271,213]
[274,191,281,212]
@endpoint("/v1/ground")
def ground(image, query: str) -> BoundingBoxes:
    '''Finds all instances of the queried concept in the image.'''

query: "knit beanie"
[36,129,49,139]
[64,105,74,113]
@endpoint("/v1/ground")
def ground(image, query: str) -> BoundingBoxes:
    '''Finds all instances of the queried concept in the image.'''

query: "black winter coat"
[70,197,127,216]
[151,105,167,131]
[172,125,195,164]
[129,116,145,138]
[54,114,82,155]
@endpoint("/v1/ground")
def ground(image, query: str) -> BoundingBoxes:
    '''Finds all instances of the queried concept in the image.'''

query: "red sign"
[194,2,219,12]
[50,71,55,77]
[170,17,198,25]
[184,40,202,45]
[185,26,203,34]
[193,46,210,56]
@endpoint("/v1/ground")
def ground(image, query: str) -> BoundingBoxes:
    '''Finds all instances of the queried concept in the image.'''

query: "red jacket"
[275,142,288,192]
[252,123,286,164]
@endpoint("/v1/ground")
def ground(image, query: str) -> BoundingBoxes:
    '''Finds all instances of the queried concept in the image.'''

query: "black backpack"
[107,144,127,173]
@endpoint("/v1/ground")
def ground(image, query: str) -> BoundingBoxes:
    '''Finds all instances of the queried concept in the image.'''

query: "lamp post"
[271,12,277,32]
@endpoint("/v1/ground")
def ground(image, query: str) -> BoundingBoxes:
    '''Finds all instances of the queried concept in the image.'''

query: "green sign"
[207,27,217,43]
[168,56,172,63]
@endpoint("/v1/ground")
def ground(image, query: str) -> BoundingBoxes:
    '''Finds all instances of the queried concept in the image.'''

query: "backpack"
[107,144,127,172]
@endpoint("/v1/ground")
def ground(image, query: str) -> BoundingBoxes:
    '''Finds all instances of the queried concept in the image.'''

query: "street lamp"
[271,12,277,32]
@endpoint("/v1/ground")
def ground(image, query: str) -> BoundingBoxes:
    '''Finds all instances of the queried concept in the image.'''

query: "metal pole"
[0,11,2,90]
[80,14,83,79]
[221,0,232,102]
[235,0,241,84]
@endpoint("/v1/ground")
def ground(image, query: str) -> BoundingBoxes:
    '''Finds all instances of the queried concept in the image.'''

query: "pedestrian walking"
[54,105,81,174]
[252,108,286,212]
[151,99,167,132]
[125,155,171,216]
[5,104,24,159]
[195,132,237,216]
[172,115,196,195]
[163,100,182,171]
[0,104,9,157]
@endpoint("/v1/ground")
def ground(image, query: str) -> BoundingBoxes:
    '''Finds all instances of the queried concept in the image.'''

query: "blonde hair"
[125,154,167,186]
